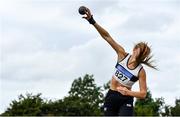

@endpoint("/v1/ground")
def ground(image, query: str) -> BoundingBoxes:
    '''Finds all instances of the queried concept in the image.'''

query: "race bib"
[114,69,129,82]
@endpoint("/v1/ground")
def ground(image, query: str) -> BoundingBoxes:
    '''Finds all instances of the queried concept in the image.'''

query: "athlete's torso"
[110,54,143,91]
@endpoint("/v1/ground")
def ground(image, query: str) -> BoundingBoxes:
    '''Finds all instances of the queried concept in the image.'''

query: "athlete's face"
[133,47,141,59]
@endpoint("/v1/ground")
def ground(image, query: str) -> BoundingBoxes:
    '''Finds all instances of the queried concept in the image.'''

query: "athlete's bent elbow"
[139,92,147,99]
[140,92,147,99]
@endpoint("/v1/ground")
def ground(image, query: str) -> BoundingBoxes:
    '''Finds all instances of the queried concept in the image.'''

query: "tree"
[40,99,65,116]
[170,98,180,116]
[161,105,171,116]
[161,98,180,116]
[134,89,165,116]
[64,74,104,115]
[40,74,105,116]
[1,93,43,116]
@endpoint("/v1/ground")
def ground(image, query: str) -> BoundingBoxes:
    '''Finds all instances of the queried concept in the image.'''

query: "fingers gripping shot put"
[79,6,157,116]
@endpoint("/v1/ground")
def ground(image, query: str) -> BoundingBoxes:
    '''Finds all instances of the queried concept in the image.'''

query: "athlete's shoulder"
[138,67,146,79]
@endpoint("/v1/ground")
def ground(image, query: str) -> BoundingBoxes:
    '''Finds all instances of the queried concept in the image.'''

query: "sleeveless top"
[113,54,143,88]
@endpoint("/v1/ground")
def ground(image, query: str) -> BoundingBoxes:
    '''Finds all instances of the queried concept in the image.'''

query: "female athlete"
[80,7,157,116]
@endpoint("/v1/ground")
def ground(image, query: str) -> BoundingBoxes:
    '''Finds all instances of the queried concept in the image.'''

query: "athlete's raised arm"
[82,7,127,60]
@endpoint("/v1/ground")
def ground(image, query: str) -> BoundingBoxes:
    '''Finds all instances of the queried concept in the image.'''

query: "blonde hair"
[134,42,157,70]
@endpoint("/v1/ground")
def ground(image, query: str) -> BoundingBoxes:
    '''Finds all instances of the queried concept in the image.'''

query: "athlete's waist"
[111,75,133,88]
[110,76,132,90]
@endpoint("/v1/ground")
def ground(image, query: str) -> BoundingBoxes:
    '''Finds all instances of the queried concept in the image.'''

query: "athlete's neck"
[128,55,138,69]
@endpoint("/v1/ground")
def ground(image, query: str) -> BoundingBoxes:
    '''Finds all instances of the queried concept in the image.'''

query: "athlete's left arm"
[117,68,147,99]
[127,68,147,99]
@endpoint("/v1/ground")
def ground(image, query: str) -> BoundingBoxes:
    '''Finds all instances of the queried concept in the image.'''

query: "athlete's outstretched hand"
[81,7,96,25]
[82,7,92,20]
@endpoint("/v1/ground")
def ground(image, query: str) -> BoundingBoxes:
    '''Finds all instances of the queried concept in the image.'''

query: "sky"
[1,0,180,113]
